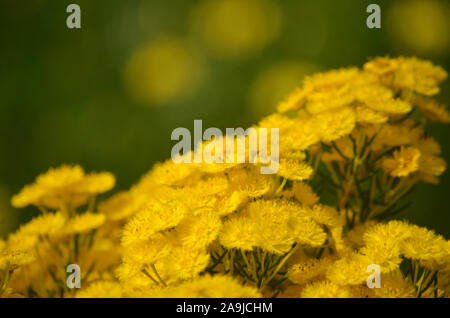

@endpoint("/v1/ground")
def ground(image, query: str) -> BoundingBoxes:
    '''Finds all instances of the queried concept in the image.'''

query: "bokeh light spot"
[124,36,205,106]
[387,0,450,56]
[190,0,282,59]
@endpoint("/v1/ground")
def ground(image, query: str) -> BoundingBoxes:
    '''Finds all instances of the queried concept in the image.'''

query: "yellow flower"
[64,212,106,235]
[220,199,326,253]
[292,217,327,247]
[219,217,259,251]
[5,234,37,252]
[115,262,145,288]
[374,271,415,298]
[214,190,248,216]
[354,84,412,114]
[288,255,335,285]
[175,211,222,250]
[277,87,309,113]
[292,182,319,207]
[364,56,399,76]
[400,224,448,269]
[277,158,313,181]
[145,274,261,298]
[313,107,356,142]
[143,159,197,187]
[306,84,355,114]
[346,220,377,249]
[11,165,115,209]
[8,56,450,299]
[326,253,375,285]
[76,281,123,298]
[307,204,343,229]
[414,96,450,123]
[227,167,275,198]
[157,247,211,283]
[382,146,421,177]
[303,67,360,92]
[355,105,389,124]
[418,154,446,178]
[0,247,35,271]
[76,172,115,196]
[274,116,320,152]
[98,190,151,222]
[394,57,448,96]
[121,236,171,266]
[13,212,66,237]
[360,221,410,272]
[370,122,421,151]
[300,280,352,298]
[365,57,447,95]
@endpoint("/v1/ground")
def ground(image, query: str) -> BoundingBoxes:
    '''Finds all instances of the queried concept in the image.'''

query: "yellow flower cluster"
[1,57,449,298]
[1,166,116,297]
[11,165,114,212]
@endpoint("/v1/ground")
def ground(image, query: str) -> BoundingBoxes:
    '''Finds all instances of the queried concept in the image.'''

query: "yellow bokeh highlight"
[387,0,450,56]
[248,61,319,118]
[124,36,205,106]
[190,0,282,59]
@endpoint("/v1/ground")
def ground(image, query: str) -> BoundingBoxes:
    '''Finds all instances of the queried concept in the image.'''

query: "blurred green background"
[1,0,449,238]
